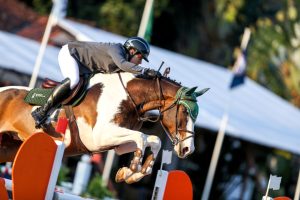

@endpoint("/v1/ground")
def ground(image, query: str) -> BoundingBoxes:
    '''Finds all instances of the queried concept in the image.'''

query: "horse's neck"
[131,78,181,112]
[88,73,180,112]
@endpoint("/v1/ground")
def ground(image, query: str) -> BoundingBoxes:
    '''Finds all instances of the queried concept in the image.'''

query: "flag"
[269,175,282,190]
[162,150,172,165]
[229,49,247,89]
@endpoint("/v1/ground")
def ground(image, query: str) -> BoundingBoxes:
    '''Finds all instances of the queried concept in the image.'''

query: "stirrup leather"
[31,107,49,128]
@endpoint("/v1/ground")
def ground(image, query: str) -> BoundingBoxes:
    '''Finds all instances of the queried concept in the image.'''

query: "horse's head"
[119,73,209,158]
[159,85,209,158]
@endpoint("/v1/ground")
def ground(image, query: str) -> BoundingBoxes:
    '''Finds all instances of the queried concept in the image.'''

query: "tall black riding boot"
[32,78,72,128]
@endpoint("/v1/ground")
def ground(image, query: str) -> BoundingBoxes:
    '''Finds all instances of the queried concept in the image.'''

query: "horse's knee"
[147,135,161,155]
[132,132,146,150]
[114,142,137,155]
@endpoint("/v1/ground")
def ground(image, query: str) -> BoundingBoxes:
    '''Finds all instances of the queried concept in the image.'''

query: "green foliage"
[97,0,169,37]
[57,164,70,185]
[32,0,52,14]
[84,173,113,199]
[98,0,143,36]
[68,0,104,22]
[246,0,300,105]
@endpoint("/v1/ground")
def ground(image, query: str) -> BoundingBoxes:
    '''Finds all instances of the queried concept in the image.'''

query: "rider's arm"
[108,44,145,74]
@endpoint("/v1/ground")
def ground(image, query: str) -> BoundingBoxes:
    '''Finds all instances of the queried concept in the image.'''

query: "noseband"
[118,73,195,146]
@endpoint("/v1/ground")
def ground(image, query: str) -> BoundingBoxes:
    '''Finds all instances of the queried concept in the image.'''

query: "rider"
[31,36,161,128]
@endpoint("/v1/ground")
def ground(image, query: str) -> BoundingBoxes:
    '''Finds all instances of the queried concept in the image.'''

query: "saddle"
[24,75,91,107]
[41,77,87,106]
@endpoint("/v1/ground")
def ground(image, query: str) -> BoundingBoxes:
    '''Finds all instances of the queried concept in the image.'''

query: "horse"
[0,71,208,184]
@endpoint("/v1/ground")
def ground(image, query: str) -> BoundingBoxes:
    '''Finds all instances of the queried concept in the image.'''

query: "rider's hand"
[143,68,162,78]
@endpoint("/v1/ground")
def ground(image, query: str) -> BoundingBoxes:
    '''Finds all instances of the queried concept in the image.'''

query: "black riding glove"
[143,68,162,78]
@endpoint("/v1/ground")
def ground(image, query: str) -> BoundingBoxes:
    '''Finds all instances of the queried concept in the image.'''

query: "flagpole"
[240,28,251,51]
[294,169,300,200]
[201,113,228,200]
[264,176,271,200]
[28,12,55,88]
[138,0,154,38]
[201,27,251,200]
[28,0,68,88]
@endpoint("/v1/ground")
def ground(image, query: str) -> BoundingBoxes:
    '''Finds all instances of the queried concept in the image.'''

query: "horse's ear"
[186,86,198,95]
[195,88,210,97]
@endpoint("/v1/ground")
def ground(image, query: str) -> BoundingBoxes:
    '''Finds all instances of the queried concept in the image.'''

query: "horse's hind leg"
[0,133,22,163]
[0,145,20,163]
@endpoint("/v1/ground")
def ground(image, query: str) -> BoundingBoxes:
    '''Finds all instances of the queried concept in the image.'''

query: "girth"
[63,105,91,155]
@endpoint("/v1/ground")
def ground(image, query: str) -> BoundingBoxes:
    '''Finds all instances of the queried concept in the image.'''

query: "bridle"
[157,84,195,146]
[118,73,195,146]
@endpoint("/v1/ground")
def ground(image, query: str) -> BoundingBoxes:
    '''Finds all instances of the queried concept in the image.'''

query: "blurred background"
[0,0,300,199]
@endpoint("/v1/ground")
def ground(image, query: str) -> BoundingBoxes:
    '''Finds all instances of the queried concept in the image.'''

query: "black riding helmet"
[124,37,150,62]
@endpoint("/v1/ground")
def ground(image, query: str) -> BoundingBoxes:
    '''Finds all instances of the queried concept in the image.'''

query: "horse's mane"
[136,74,182,87]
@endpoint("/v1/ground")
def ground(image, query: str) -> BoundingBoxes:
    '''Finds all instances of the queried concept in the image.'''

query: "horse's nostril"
[182,147,189,155]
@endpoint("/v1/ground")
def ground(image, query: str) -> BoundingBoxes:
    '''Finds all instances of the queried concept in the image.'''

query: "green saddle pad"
[24,88,54,106]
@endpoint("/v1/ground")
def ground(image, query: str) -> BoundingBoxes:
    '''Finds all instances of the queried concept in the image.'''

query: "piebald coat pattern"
[0,73,198,183]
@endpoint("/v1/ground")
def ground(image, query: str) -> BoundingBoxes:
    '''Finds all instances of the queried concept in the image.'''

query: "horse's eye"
[182,109,188,116]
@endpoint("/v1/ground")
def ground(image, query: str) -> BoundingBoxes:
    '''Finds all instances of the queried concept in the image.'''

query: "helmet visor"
[142,53,149,62]
[140,50,149,62]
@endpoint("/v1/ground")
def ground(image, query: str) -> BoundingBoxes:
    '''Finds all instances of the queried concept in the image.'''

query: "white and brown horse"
[0,72,208,183]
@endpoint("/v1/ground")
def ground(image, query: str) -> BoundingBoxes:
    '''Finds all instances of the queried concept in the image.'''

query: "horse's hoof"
[115,167,126,183]
[125,173,143,184]
[125,177,136,184]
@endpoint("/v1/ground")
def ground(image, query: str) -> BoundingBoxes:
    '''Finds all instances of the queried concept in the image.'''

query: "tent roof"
[1,19,300,155]
[0,31,63,81]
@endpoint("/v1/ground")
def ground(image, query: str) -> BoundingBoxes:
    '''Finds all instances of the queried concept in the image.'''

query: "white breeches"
[58,44,80,89]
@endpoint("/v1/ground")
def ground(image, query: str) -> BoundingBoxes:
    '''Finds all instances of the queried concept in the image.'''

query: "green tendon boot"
[31,78,71,128]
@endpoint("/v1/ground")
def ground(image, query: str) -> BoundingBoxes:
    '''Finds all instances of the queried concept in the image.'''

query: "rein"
[118,73,195,146]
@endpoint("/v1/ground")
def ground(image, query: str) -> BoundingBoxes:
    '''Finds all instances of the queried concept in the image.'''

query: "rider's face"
[129,50,143,65]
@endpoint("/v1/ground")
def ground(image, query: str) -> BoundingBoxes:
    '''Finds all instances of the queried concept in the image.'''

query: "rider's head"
[124,37,150,63]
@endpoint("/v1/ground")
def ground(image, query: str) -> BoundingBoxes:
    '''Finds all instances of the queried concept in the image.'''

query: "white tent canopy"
[0,31,63,81]
[0,19,300,155]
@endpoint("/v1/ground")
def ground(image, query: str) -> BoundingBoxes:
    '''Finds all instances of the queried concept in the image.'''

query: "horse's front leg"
[114,133,147,183]
[123,135,161,184]
[141,135,161,175]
